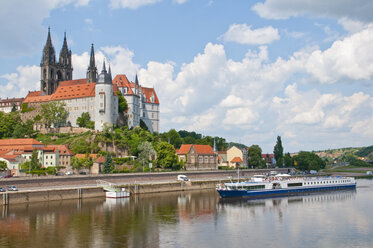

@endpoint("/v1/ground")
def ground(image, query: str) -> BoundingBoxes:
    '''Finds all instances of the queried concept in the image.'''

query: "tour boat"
[216,174,356,198]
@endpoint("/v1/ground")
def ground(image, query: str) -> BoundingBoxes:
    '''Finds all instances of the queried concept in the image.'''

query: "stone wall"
[0,187,104,205]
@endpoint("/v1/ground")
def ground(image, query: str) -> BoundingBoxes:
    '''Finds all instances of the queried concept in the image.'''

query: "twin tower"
[40,28,100,95]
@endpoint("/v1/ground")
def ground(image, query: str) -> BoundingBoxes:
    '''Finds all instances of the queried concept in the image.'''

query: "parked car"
[0,187,5,192]
[55,172,64,176]
[65,171,74,175]
[7,186,18,191]
[177,175,189,182]
[79,171,87,175]
[3,174,13,178]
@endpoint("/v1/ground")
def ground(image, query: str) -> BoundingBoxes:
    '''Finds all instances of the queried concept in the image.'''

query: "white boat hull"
[106,191,130,198]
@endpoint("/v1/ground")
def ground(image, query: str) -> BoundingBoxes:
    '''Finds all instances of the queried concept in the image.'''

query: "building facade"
[0,97,24,113]
[177,144,217,170]
[226,146,248,168]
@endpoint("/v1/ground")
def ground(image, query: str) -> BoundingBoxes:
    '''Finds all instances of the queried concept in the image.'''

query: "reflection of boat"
[216,175,356,199]
[97,180,130,198]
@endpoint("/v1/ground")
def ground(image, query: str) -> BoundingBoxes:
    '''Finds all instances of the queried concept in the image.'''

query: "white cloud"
[252,0,373,23]
[71,45,140,80]
[0,65,39,98]
[172,0,188,4]
[109,0,162,9]
[0,0,90,57]
[221,24,280,45]
[304,27,373,83]
[271,84,373,149]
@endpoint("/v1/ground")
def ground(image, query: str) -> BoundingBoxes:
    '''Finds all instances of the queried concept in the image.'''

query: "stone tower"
[95,60,118,131]
[86,44,97,83]
[40,28,73,95]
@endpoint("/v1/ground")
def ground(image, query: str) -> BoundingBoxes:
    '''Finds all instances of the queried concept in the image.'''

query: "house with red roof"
[226,146,248,168]
[177,144,217,170]
[113,74,160,133]
[0,138,74,173]
[0,97,24,113]
[262,153,276,167]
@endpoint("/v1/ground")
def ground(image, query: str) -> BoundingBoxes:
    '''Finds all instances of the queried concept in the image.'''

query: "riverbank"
[0,179,231,206]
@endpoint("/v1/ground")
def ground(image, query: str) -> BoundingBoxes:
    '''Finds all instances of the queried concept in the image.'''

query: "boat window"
[242,185,265,190]
[288,183,302,187]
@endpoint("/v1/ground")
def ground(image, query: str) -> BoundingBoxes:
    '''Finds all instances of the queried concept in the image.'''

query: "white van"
[177,175,189,181]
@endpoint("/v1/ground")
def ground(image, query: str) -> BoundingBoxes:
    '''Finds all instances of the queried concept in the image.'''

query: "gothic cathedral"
[40,28,73,95]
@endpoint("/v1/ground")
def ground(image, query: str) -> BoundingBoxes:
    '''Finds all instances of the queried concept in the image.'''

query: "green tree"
[0,161,7,171]
[0,112,21,138]
[248,145,266,168]
[76,112,94,129]
[138,141,156,169]
[103,153,114,173]
[12,119,36,138]
[40,101,68,127]
[274,136,284,167]
[116,91,128,113]
[155,142,178,169]
[293,151,324,171]
[30,149,41,170]
[284,152,293,167]
[164,129,182,149]
[71,156,82,170]
[11,104,17,112]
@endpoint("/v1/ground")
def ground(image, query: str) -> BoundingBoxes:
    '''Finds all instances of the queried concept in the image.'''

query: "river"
[1,179,372,248]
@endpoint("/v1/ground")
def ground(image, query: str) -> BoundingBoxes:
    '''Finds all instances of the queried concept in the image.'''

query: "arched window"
[57,71,62,80]
[50,69,54,79]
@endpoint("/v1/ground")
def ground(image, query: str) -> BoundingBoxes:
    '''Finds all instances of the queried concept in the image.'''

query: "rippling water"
[1,179,373,248]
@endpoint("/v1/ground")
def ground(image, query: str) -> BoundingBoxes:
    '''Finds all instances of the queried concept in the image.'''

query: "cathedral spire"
[102,59,107,73]
[41,26,56,65]
[108,62,112,81]
[59,31,70,67]
[86,43,97,83]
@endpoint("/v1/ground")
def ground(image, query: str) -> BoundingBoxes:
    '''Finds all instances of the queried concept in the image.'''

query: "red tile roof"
[177,144,215,155]
[45,145,74,155]
[0,138,43,146]
[52,82,96,100]
[177,144,192,155]
[59,79,88,86]
[0,97,24,103]
[141,86,159,104]
[0,154,21,162]
[95,156,105,163]
[231,157,243,163]
[112,74,136,95]
[24,78,119,104]
[193,145,215,155]
[75,154,98,159]
[261,154,274,159]
[23,92,52,103]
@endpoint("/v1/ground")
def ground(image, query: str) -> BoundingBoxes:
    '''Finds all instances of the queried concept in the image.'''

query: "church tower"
[40,28,73,95]
[58,32,73,81]
[40,27,58,95]
[86,44,97,83]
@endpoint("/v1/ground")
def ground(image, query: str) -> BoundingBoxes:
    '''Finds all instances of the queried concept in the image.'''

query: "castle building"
[23,29,159,132]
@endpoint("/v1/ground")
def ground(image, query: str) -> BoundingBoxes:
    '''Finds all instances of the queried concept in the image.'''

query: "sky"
[1,0,373,153]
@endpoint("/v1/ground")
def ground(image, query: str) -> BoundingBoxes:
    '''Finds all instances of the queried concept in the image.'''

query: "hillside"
[315,146,373,163]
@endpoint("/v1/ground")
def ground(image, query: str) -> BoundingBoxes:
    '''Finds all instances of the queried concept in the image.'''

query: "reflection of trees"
[0,190,220,248]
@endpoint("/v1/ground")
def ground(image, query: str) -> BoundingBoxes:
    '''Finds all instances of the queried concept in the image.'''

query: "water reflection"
[0,181,372,248]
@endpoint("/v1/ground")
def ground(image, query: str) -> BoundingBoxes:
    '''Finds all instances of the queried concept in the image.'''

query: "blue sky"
[1,0,373,153]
